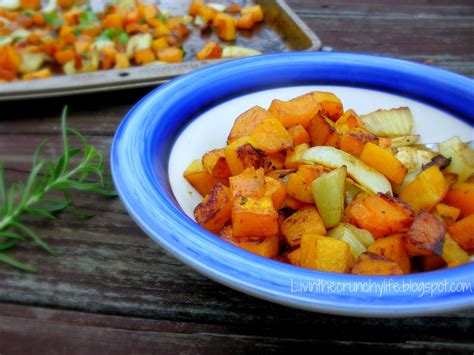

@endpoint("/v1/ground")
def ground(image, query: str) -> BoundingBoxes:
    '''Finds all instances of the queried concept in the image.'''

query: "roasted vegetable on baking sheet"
[184,90,474,275]
[0,0,264,82]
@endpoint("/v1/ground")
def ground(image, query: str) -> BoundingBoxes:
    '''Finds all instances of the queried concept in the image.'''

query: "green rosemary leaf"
[52,180,100,192]
[0,240,17,251]
[21,161,45,207]
[68,207,95,219]
[0,253,37,272]
[0,231,23,240]
[33,139,48,167]
[23,207,56,220]
[60,106,70,176]
[39,198,70,213]
[11,219,57,256]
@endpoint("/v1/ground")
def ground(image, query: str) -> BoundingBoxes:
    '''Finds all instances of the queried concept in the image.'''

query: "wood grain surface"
[0,0,473,353]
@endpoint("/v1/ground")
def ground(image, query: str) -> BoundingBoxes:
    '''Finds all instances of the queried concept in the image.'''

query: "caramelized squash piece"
[399,166,448,213]
[311,91,343,121]
[420,255,446,272]
[194,183,232,233]
[241,4,264,22]
[367,234,410,274]
[433,203,460,227]
[335,109,364,134]
[360,142,408,184]
[284,143,309,169]
[281,206,327,247]
[444,183,474,218]
[268,93,321,128]
[220,225,279,258]
[196,41,222,60]
[286,165,325,204]
[300,234,351,272]
[224,136,266,176]
[287,124,311,146]
[263,152,286,172]
[352,252,403,275]
[346,193,414,238]
[287,248,301,266]
[340,127,378,157]
[264,176,287,209]
[227,106,273,144]
[232,195,279,238]
[184,159,228,196]
[404,211,446,256]
[251,114,293,153]
[230,167,265,198]
[441,233,470,267]
[202,148,232,178]
[213,13,237,41]
[307,112,340,147]
[448,214,474,252]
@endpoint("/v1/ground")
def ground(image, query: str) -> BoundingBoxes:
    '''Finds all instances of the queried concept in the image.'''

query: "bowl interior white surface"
[169,85,473,218]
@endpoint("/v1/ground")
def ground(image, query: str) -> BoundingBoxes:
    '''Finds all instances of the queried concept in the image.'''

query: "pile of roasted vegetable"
[0,0,263,82]
[184,91,474,275]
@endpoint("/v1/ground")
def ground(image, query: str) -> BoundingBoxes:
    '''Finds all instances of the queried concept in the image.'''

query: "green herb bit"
[43,12,64,27]
[0,106,116,272]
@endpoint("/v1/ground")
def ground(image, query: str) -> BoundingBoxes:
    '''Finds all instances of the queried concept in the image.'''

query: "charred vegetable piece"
[422,154,451,171]
[286,165,325,204]
[433,203,460,227]
[224,136,266,176]
[404,211,446,256]
[438,136,474,182]
[250,113,293,153]
[264,176,287,210]
[346,193,414,239]
[352,252,403,275]
[335,109,364,135]
[339,127,378,157]
[281,206,326,247]
[194,182,232,233]
[202,148,232,178]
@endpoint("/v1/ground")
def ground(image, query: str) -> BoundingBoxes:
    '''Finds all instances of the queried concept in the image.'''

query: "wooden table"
[1,0,473,353]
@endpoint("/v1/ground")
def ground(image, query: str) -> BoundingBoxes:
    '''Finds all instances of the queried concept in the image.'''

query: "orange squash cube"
[227,106,273,144]
[352,252,403,275]
[444,183,474,218]
[196,41,222,60]
[307,112,340,147]
[448,214,474,252]
[268,93,321,128]
[287,124,311,146]
[224,136,266,176]
[367,234,410,273]
[300,234,351,273]
[340,127,378,157]
[184,159,229,196]
[360,142,408,184]
[281,206,326,247]
[202,148,232,178]
[250,114,293,154]
[311,91,343,121]
[194,183,232,233]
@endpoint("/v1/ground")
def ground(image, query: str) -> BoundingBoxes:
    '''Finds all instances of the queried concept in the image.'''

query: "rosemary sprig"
[0,106,116,272]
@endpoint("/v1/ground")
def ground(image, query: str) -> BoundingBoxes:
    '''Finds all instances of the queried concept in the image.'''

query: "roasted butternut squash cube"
[352,252,403,275]
[283,195,310,210]
[367,234,410,274]
[448,214,474,252]
[287,248,301,266]
[284,143,309,169]
[219,225,279,258]
[241,4,264,22]
[224,136,266,176]
[251,114,293,153]
[311,91,343,121]
[194,183,232,233]
[229,167,265,198]
[433,203,460,227]
[281,206,326,247]
[236,13,254,29]
[444,183,474,218]
[202,148,232,178]
[420,255,446,271]
[263,152,286,172]
[264,176,287,209]
[228,106,273,144]
[404,211,446,256]
[441,233,470,267]
[286,165,325,204]
[307,112,340,147]
[360,142,408,184]
[268,93,321,128]
[340,127,378,157]
[287,124,311,146]
[335,109,364,134]
[196,41,222,60]
[300,234,351,273]
[184,159,228,196]
[346,193,414,238]
[213,13,237,41]
[232,195,279,238]
[399,166,448,213]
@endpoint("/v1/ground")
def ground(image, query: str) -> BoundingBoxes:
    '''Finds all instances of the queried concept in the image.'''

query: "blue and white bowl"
[111,52,474,317]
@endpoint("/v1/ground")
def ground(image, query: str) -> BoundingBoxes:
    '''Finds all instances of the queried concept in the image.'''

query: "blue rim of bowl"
[111,52,474,317]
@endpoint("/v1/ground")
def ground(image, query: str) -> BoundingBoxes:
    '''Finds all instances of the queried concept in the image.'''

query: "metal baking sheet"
[0,0,321,100]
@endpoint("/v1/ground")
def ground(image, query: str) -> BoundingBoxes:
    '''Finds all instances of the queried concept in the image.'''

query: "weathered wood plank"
[0,304,473,354]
